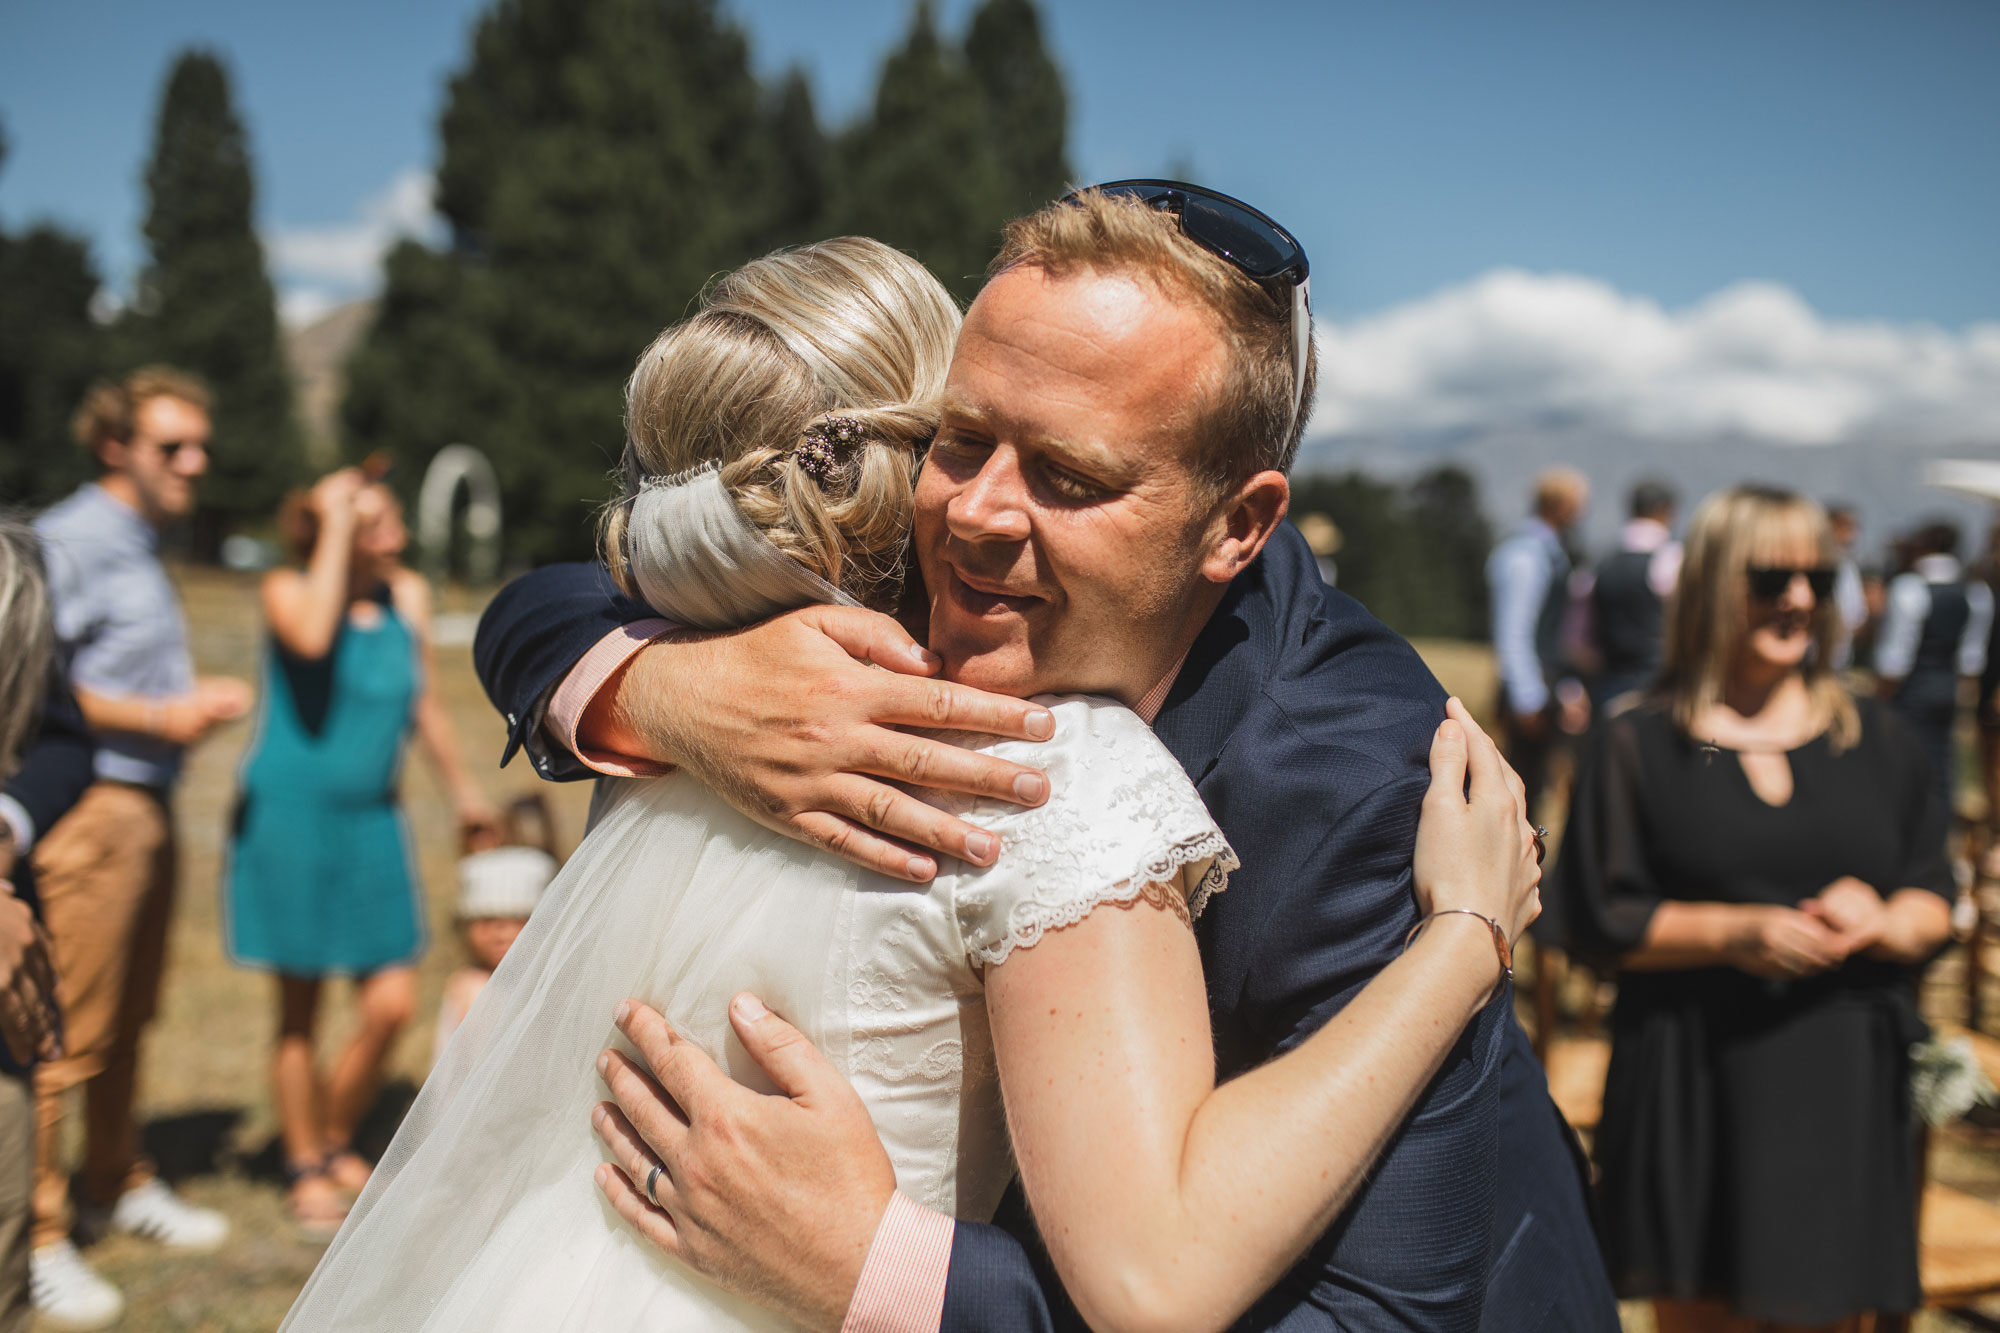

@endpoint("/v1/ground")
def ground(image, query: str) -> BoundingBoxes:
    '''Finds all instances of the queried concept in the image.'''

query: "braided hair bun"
[603,237,961,614]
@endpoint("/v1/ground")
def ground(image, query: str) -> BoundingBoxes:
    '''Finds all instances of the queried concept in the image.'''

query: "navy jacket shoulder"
[472,561,654,778]
[4,675,92,917]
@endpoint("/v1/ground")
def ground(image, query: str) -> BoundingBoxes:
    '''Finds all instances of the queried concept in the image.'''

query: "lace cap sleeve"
[926,695,1237,968]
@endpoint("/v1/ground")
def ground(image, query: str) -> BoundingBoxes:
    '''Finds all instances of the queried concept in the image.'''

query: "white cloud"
[266,168,441,324]
[1311,270,2000,446]
[279,286,341,329]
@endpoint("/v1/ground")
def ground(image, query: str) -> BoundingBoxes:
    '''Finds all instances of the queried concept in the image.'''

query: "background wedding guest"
[1826,502,1869,669]
[1487,465,1590,818]
[1585,477,1681,716]
[223,467,496,1236]
[430,839,554,1068]
[1876,517,1992,807]
[0,518,74,1333]
[30,370,247,1326]
[1543,484,1952,1332]
[1975,514,2000,880]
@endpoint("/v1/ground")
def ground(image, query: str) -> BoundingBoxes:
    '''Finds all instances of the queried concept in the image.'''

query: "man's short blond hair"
[990,189,1315,498]
[70,366,212,454]
[1532,466,1589,520]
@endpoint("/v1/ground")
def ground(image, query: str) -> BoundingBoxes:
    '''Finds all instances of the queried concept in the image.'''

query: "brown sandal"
[286,1161,349,1241]
[322,1147,373,1196]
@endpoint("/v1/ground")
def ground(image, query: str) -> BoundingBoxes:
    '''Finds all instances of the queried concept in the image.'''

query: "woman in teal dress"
[225,468,496,1235]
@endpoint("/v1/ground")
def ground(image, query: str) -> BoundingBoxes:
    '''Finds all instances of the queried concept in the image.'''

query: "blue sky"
[2,0,1996,329]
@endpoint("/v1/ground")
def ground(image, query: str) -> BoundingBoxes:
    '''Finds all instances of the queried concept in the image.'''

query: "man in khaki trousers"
[27,370,252,1329]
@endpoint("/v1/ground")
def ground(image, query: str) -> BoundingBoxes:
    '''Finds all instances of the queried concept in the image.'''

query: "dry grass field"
[39,576,1994,1330]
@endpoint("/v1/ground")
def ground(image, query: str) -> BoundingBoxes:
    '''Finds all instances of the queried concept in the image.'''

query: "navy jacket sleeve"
[3,678,93,877]
[471,561,654,780]
[940,1178,1077,1333]
[0,677,86,1077]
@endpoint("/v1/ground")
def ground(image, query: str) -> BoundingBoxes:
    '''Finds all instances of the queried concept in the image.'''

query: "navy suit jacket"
[472,524,1618,1332]
[3,677,92,919]
[0,676,93,1077]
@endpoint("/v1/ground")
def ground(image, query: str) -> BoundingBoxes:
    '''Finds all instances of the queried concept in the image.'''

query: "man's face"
[915,266,1238,703]
[102,395,210,522]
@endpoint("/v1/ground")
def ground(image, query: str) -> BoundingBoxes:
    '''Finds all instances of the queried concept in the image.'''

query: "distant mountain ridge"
[283,299,374,466]
[1301,426,2000,564]
[284,296,1987,567]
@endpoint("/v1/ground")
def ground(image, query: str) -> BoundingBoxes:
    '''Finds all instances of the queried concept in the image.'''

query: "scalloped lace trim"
[969,830,1240,967]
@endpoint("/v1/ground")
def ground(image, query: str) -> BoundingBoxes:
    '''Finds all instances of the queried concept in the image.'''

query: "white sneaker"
[107,1178,229,1252]
[29,1240,124,1330]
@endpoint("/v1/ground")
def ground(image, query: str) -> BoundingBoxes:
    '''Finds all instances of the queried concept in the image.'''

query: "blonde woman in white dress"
[282,238,1538,1333]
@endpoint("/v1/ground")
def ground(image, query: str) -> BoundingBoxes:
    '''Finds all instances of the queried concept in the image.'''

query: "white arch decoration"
[417,443,502,585]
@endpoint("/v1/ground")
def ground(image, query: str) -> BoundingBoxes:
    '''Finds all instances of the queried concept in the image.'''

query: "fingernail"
[592,1104,606,1128]
[906,854,935,880]
[966,830,998,864]
[597,1051,611,1076]
[912,645,940,668]
[595,1163,612,1188]
[1025,710,1054,739]
[1014,772,1048,803]
[733,993,770,1021]
[614,1000,631,1025]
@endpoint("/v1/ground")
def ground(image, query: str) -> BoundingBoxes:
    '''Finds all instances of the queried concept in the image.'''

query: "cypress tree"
[346,0,794,564]
[965,0,1072,219]
[834,2,1007,304]
[129,50,301,554]
[754,69,830,253]
[0,126,109,507]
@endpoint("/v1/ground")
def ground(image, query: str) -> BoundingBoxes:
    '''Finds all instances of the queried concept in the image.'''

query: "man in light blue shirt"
[27,369,248,1327]
[1486,467,1589,821]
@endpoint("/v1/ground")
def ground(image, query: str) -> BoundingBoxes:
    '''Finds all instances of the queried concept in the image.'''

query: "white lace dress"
[281,694,1233,1332]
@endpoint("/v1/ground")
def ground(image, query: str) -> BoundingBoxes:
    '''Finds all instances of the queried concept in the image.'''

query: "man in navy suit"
[475,185,1617,1331]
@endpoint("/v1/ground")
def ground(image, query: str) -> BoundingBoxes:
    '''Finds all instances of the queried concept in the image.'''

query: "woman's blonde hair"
[1659,483,1859,750]
[0,516,53,779]
[602,237,961,613]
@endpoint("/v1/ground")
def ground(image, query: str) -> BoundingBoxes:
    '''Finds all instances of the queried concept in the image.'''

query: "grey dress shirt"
[36,484,195,789]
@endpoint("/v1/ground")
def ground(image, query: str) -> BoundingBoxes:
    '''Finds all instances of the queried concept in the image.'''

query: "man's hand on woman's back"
[580,604,1055,883]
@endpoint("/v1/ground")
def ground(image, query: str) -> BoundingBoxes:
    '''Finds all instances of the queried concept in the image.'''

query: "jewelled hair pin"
[794,416,863,485]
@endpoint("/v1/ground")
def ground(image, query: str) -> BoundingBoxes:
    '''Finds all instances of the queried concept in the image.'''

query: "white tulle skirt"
[281,775,860,1332]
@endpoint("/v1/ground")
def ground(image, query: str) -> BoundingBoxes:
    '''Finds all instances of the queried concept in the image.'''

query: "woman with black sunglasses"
[1543,484,1952,1331]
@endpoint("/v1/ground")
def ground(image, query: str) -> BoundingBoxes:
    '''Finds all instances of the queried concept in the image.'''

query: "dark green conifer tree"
[345,0,794,563]
[965,0,1072,219]
[754,70,830,253]
[0,124,108,507]
[834,2,1007,303]
[129,50,301,554]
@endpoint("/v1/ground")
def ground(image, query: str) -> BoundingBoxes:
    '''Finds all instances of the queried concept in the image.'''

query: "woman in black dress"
[1547,484,1953,1332]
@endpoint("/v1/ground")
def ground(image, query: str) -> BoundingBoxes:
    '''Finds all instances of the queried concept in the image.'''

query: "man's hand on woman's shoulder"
[582,604,1056,883]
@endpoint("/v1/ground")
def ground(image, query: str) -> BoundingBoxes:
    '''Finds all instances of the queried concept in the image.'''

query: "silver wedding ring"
[645,1162,664,1208]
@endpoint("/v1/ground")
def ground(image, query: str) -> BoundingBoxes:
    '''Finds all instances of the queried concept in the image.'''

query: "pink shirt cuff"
[547,620,677,776]
[841,1192,953,1333]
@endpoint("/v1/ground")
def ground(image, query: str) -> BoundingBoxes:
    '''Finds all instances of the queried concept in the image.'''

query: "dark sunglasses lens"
[1747,568,1789,600]
[1179,194,1298,279]
[1747,567,1835,600]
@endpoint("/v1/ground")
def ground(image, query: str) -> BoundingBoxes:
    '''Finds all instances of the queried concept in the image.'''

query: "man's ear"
[1199,471,1289,585]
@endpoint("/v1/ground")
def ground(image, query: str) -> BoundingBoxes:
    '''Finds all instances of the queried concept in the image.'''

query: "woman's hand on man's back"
[585,604,1055,883]
[1413,697,1543,956]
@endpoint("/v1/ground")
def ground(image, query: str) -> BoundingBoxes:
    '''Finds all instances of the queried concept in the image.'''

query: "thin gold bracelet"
[1403,909,1512,984]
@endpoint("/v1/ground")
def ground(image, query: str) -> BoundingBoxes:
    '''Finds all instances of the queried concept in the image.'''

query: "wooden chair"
[1881,1027,2000,1331]
[1529,939,1611,1133]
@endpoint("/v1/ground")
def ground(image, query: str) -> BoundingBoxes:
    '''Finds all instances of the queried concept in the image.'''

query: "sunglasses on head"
[1746,566,1836,601]
[1064,179,1312,443]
